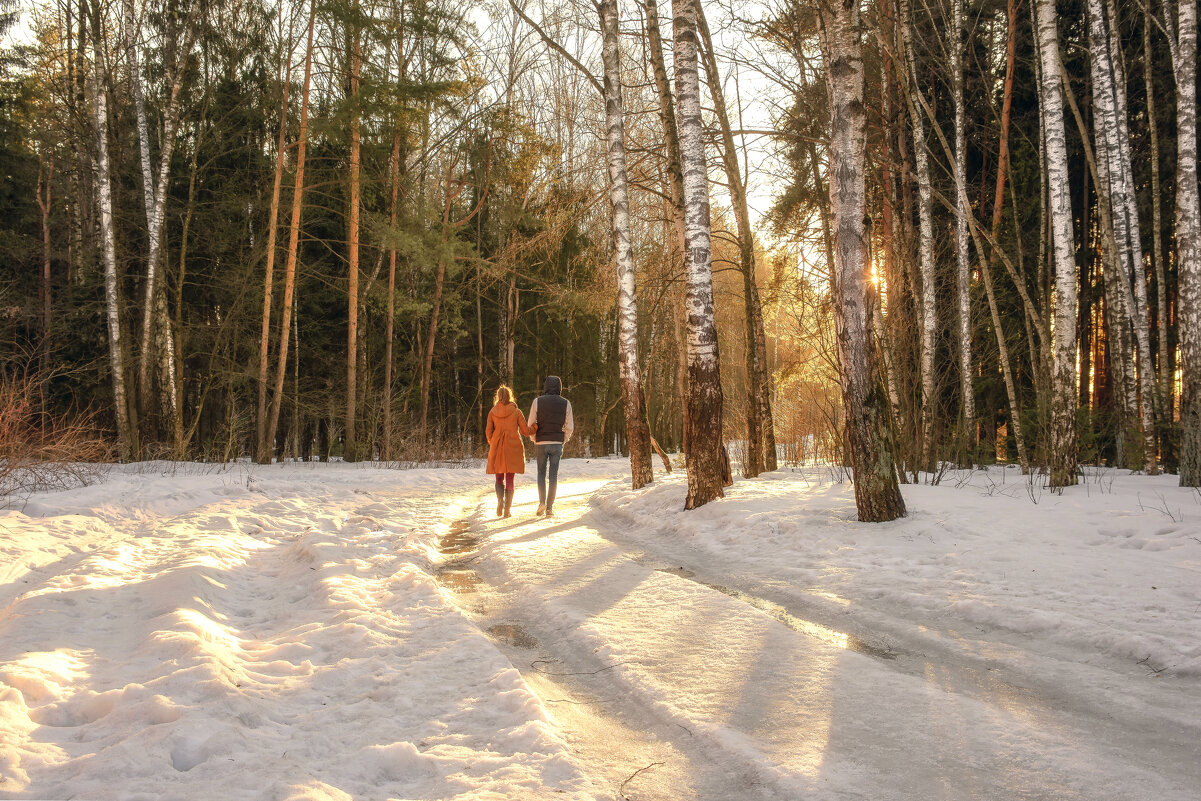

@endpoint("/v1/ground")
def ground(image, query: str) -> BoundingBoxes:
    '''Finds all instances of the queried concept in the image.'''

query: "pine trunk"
[673,0,725,510]
[1035,0,1079,489]
[265,0,316,457]
[983,0,1029,470]
[345,19,362,461]
[1143,4,1170,448]
[819,0,906,522]
[256,41,292,464]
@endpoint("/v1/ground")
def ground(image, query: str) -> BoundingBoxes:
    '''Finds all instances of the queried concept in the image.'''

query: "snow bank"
[0,461,596,800]
[593,465,1201,679]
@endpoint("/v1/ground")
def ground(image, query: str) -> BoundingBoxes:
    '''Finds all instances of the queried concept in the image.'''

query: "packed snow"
[1,458,1198,799]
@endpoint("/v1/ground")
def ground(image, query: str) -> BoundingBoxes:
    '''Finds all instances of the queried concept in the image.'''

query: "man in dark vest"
[527,375,573,517]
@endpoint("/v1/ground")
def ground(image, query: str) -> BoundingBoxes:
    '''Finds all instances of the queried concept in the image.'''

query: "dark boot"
[495,483,504,517]
[545,485,557,517]
[503,487,514,518]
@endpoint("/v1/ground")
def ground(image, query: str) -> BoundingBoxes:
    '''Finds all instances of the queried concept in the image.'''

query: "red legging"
[494,473,515,492]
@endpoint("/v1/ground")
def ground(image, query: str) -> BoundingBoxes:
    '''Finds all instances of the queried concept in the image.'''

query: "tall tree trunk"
[1088,0,1157,472]
[126,0,193,433]
[265,0,317,458]
[673,0,725,510]
[1035,0,1079,489]
[90,1,135,460]
[1144,2,1171,451]
[256,28,293,464]
[951,0,975,451]
[694,1,774,475]
[900,0,937,472]
[36,159,52,377]
[819,0,906,521]
[644,0,692,460]
[1170,0,1201,484]
[345,15,362,461]
[983,0,1029,471]
[600,0,653,489]
[384,130,400,462]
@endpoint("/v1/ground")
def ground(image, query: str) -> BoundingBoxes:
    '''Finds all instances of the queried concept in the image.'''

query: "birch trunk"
[951,0,975,450]
[672,0,725,509]
[125,0,192,431]
[600,0,653,488]
[1170,0,1201,484]
[900,0,937,472]
[818,0,906,521]
[1088,0,1157,472]
[1035,0,1079,489]
[695,1,774,475]
[90,7,135,460]
[345,17,362,460]
[265,0,316,456]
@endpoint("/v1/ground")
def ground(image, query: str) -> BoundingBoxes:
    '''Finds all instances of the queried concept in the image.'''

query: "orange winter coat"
[486,402,531,475]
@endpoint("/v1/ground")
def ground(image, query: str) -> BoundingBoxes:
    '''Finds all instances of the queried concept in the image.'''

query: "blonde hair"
[493,385,513,406]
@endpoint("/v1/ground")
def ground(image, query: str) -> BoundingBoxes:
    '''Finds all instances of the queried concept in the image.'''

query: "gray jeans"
[535,443,563,507]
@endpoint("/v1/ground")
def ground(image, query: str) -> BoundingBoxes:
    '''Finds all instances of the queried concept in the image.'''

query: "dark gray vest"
[536,394,569,442]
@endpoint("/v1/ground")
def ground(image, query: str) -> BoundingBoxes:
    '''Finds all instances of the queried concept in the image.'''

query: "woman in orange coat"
[486,385,531,518]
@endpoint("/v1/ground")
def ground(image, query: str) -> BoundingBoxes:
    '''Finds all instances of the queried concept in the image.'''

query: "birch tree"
[600,0,653,488]
[124,0,197,442]
[673,0,725,509]
[1087,0,1156,473]
[950,0,974,450]
[900,0,936,471]
[89,0,134,460]
[1161,0,1201,484]
[1035,0,1078,489]
[817,0,906,521]
[695,0,775,475]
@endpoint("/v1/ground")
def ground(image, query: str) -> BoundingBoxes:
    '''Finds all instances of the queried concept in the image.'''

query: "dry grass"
[0,378,111,502]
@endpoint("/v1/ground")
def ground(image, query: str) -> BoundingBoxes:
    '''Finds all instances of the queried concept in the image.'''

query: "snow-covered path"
[461,466,1201,800]
[2,459,1199,800]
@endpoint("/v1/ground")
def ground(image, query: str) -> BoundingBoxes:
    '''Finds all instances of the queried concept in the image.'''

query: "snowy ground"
[1,458,1198,800]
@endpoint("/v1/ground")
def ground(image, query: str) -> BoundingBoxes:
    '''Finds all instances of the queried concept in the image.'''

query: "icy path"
[2,459,1199,800]
[456,464,1201,801]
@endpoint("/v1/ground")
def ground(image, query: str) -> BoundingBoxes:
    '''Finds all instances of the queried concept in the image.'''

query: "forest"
[0,0,1197,520]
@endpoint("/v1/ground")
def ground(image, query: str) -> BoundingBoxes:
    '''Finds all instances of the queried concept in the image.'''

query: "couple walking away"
[485,376,574,519]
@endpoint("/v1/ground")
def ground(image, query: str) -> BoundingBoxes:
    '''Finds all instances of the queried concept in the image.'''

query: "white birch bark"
[125,0,194,433]
[90,16,133,460]
[1035,0,1078,489]
[951,0,975,448]
[818,0,906,521]
[672,0,725,509]
[599,0,653,488]
[1089,0,1157,472]
[900,0,937,471]
[1166,0,1201,484]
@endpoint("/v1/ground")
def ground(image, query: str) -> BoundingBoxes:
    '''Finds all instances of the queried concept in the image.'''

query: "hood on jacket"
[492,401,518,418]
[543,375,562,395]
